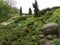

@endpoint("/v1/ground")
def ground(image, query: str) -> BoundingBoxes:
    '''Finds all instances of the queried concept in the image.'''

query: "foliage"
[0,0,60,45]
[0,0,19,22]
[29,8,32,15]
[4,0,16,7]
[33,0,40,17]
[52,39,60,45]
[20,7,23,16]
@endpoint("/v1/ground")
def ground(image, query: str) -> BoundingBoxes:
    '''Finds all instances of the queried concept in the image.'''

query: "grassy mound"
[0,8,60,45]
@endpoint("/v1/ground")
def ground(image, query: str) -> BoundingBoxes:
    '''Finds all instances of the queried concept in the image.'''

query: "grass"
[0,8,60,45]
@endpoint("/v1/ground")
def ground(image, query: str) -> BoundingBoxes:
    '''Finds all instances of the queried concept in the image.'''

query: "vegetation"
[20,7,23,16]
[0,0,60,45]
[33,0,40,17]
[29,8,32,15]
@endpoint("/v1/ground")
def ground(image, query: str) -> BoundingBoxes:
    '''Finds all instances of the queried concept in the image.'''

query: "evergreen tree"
[29,8,32,15]
[33,0,40,17]
[20,7,22,16]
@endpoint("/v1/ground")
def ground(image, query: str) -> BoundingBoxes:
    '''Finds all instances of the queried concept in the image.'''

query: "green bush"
[52,39,60,45]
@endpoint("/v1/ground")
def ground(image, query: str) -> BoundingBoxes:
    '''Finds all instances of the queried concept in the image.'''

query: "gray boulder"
[41,23,60,38]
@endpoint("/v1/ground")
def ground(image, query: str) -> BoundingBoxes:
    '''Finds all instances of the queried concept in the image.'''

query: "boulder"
[41,23,60,38]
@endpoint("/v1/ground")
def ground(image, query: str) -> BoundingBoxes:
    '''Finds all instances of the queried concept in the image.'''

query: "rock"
[39,35,45,38]
[45,35,56,40]
[41,23,60,38]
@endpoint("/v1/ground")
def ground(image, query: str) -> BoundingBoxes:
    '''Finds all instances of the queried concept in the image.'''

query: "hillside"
[0,8,60,45]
